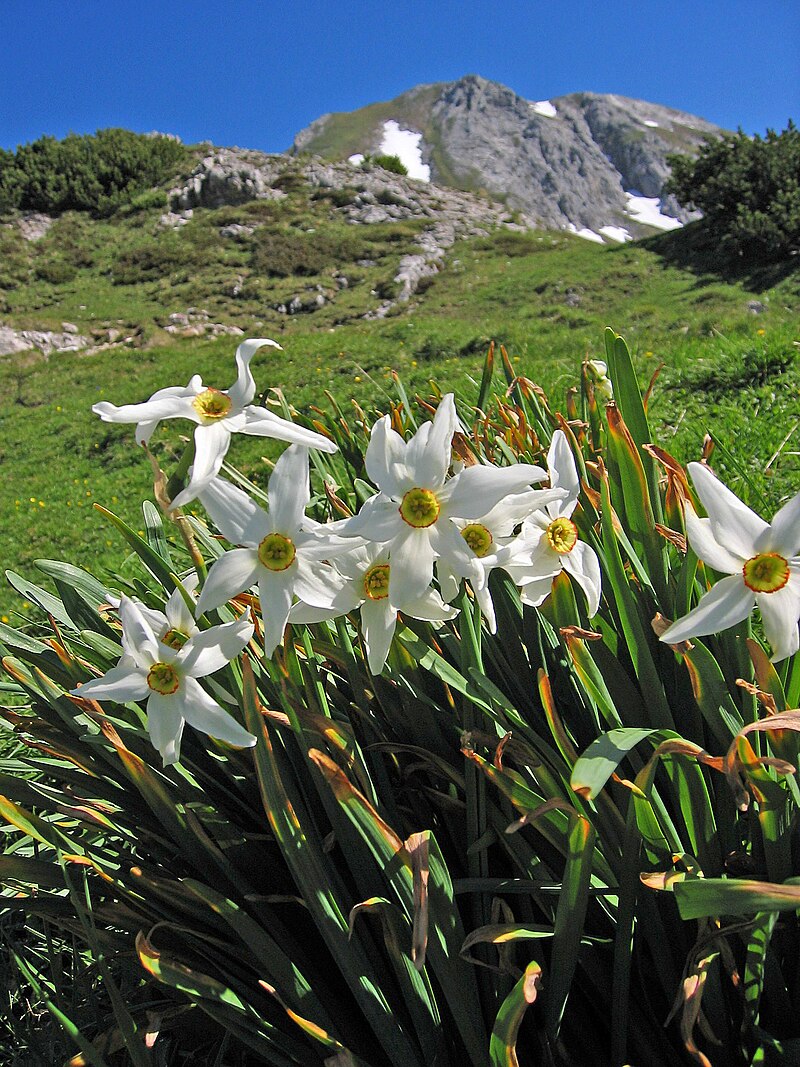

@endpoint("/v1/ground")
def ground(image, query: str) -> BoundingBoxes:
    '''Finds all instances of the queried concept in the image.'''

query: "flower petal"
[388,528,434,607]
[365,416,409,498]
[403,588,459,624]
[269,445,309,533]
[197,478,271,547]
[757,570,800,661]
[164,581,198,636]
[146,691,185,766]
[562,541,602,617]
[765,490,800,559]
[547,431,580,514]
[258,572,294,658]
[178,676,257,749]
[688,462,768,561]
[226,338,281,411]
[518,575,557,608]
[72,664,149,704]
[293,559,348,608]
[239,406,337,453]
[338,495,404,543]
[660,574,754,645]
[442,463,545,520]
[170,424,232,509]
[196,549,261,615]
[118,596,160,667]
[684,507,743,573]
[180,615,254,678]
[92,393,197,444]
[361,598,397,675]
[404,393,458,489]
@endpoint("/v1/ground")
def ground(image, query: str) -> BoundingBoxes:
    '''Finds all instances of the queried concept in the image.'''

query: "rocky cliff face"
[291,75,723,239]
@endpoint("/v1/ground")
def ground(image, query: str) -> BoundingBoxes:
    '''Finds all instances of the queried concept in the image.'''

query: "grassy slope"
[0,179,798,618]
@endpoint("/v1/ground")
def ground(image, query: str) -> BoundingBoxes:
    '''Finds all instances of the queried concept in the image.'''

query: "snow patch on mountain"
[530,100,557,118]
[379,121,430,181]
[568,223,605,244]
[624,192,683,231]
[599,225,633,243]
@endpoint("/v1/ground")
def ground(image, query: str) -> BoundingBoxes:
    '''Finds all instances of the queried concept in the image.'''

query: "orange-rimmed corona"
[257,533,297,572]
[146,661,180,695]
[363,563,391,601]
[399,487,440,528]
[546,516,578,555]
[461,523,493,558]
[192,388,232,423]
[742,553,790,595]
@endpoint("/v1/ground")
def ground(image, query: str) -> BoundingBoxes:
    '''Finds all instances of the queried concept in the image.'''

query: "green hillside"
[1,160,798,619]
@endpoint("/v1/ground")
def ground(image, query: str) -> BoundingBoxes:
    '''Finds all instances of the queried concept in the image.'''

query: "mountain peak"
[291,75,723,241]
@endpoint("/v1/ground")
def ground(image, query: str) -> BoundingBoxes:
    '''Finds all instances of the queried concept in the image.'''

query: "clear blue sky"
[2,0,797,153]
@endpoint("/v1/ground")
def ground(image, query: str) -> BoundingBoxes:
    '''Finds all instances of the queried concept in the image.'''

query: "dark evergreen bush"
[667,122,800,263]
[0,129,188,217]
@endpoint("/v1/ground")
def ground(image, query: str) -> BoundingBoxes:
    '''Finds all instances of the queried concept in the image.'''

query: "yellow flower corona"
[742,552,790,594]
[161,628,190,651]
[147,661,180,695]
[257,533,297,572]
[363,564,391,601]
[461,523,493,558]
[191,388,233,423]
[399,487,440,528]
[546,516,578,554]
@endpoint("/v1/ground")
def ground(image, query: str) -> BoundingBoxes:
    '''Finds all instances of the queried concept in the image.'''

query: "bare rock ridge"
[164,148,528,317]
[290,74,722,238]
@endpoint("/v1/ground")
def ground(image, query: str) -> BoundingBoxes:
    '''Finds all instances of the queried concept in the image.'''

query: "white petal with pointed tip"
[562,541,602,617]
[227,338,281,411]
[73,664,149,704]
[441,464,544,520]
[259,572,295,657]
[178,677,257,749]
[119,597,159,668]
[405,393,457,489]
[180,616,254,678]
[239,406,337,453]
[365,416,409,498]
[361,597,397,675]
[269,445,309,533]
[684,508,743,573]
[688,463,768,561]
[198,478,271,547]
[147,692,185,766]
[764,490,800,559]
[388,528,435,607]
[196,549,261,615]
[660,574,755,645]
[757,571,800,661]
[547,431,580,515]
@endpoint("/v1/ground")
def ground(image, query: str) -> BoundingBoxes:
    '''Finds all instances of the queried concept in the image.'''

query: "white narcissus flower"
[659,462,800,661]
[342,394,547,609]
[195,447,352,657]
[92,339,337,509]
[437,486,569,632]
[110,574,201,651]
[289,543,457,675]
[504,430,602,615]
[71,596,255,766]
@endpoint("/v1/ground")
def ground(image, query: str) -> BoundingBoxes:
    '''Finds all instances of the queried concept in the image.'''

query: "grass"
[0,183,798,619]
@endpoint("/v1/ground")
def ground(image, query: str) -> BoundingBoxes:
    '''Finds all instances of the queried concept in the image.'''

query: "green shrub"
[368,153,409,176]
[667,122,800,262]
[0,129,188,218]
